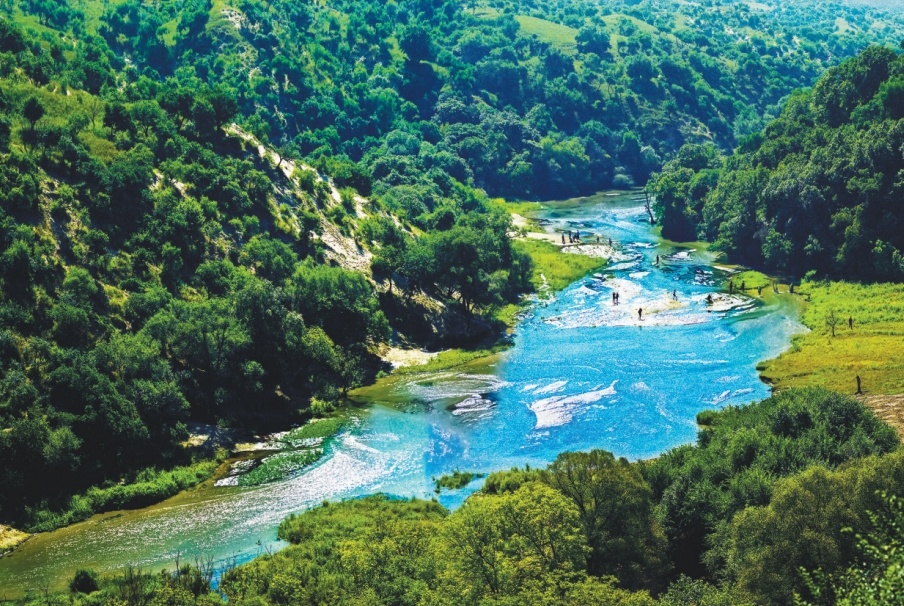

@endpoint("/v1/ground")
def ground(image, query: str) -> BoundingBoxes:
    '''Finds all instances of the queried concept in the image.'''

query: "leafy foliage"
[0,15,527,530]
[652,47,904,281]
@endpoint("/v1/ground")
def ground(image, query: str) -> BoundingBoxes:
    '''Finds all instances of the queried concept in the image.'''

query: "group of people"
[727,280,752,295]
[561,231,615,246]
[562,230,582,244]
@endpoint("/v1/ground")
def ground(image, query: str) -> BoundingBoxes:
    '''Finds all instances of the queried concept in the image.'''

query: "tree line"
[651,45,904,281]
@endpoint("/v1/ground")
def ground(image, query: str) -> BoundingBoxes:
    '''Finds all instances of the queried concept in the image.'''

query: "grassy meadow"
[237,449,324,487]
[514,15,578,51]
[513,238,606,292]
[0,525,29,554]
[760,281,904,395]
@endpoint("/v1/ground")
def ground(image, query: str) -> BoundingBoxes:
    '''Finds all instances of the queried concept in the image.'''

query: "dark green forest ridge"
[2,0,904,603]
[652,45,904,281]
[0,10,533,531]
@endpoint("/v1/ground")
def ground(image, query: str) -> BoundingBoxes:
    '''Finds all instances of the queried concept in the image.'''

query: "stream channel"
[0,191,806,596]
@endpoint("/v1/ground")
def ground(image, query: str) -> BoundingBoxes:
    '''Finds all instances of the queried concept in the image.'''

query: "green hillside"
[0,15,530,530]
[651,46,904,281]
[2,1,904,604]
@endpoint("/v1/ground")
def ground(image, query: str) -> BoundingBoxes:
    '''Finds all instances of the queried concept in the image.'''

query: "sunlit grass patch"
[513,239,605,292]
[729,270,772,293]
[515,16,578,52]
[506,202,547,216]
[760,281,904,395]
[394,345,509,375]
[234,418,346,486]
[280,418,344,447]
[495,302,530,328]
[0,525,29,554]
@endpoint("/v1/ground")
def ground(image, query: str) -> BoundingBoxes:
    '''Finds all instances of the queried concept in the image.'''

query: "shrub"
[70,568,99,594]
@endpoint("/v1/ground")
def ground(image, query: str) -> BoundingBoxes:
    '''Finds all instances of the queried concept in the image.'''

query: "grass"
[25,459,221,533]
[514,16,578,51]
[495,302,530,328]
[434,471,483,493]
[235,417,347,486]
[279,417,345,447]
[237,449,324,486]
[0,525,29,554]
[760,281,904,395]
[728,270,773,294]
[502,200,548,216]
[513,238,606,292]
[394,345,510,375]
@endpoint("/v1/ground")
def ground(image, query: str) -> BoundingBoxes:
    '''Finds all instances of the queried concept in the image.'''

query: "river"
[0,192,805,597]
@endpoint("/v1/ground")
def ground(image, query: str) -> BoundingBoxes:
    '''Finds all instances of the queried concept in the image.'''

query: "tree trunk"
[643,188,655,224]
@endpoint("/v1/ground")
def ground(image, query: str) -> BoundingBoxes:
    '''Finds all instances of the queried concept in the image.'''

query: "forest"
[2,0,904,603]
[0,12,530,530]
[651,45,904,281]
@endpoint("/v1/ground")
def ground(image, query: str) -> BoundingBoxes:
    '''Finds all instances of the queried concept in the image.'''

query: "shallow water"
[0,192,805,596]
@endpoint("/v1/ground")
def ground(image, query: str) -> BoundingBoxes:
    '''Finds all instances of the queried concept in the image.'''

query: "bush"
[70,568,99,594]
[696,409,719,426]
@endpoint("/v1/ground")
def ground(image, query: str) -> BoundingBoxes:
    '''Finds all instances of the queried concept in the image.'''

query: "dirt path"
[857,394,904,439]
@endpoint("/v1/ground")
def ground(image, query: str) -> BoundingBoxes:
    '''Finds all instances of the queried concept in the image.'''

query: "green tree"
[543,450,668,589]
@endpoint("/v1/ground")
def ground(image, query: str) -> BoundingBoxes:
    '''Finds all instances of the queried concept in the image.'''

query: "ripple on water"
[452,395,497,421]
[402,373,510,402]
[532,380,569,395]
[529,381,618,429]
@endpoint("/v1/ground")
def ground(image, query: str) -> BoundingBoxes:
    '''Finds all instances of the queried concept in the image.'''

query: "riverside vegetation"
[14,389,904,605]
[3,0,904,604]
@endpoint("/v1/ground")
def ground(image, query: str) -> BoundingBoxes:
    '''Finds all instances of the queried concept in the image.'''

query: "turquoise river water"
[0,192,805,597]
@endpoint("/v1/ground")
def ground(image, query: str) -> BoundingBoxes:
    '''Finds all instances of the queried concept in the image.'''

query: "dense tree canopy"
[0,15,529,529]
[651,46,904,280]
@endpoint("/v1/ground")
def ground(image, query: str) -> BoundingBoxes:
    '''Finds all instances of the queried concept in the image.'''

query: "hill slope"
[652,45,904,281]
[0,17,529,528]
